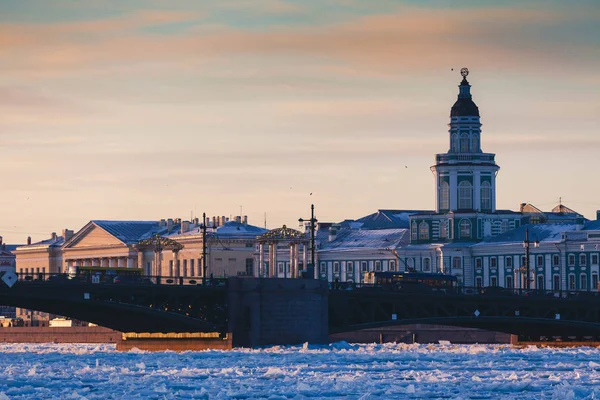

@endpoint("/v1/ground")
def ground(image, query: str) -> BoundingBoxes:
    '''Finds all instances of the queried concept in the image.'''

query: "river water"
[0,342,597,399]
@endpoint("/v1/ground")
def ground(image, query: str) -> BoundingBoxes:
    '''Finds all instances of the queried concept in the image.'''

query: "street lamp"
[523,228,540,290]
[200,212,208,284]
[298,204,318,279]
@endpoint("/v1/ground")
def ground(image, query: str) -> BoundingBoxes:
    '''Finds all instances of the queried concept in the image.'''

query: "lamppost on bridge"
[298,204,318,279]
[522,228,540,290]
[200,212,209,285]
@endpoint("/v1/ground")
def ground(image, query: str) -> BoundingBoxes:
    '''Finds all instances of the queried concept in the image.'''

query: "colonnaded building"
[7,69,600,327]
[310,69,600,292]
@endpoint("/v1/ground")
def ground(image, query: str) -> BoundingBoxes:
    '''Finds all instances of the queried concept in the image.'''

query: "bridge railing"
[14,272,228,287]
[332,282,600,299]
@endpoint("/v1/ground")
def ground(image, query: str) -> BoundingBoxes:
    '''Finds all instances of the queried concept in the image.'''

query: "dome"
[450,98,480,117]
[450,77,480,117]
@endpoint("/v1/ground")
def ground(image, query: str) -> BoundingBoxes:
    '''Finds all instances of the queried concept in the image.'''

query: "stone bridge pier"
[227,278,328,347]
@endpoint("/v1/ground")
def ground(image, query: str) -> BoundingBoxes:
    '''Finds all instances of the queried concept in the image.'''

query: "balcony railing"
[435,153,496,164]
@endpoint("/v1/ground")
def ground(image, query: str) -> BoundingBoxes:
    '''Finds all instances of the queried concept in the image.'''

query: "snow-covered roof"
[356,210,426,230]
[217,221,268,236]
[16,236,65,251]
[584,220,600,231]
[476,223,579,245]
[92,220,164,244]
[320,229,408,252]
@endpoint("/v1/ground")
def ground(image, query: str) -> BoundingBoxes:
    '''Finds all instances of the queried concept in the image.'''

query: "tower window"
[439,181,449,210]
[458,181,473,209]
[472,134,479,152]
[411,222,417,241]
[451,133,458,152]
[418,221,429,240]
[460,134,469,152]
[459,219,471,239]
[480,181,491,210]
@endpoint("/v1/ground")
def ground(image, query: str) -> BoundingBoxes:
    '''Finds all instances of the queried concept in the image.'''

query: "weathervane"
[460,67,469,78]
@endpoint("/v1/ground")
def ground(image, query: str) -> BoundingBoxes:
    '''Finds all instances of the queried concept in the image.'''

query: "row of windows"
[476,274,599,291]
[18,267,47,276]
[412,219,472,240]
[475,254,600,269]
[450,133,480,153]
[321,260,398,274]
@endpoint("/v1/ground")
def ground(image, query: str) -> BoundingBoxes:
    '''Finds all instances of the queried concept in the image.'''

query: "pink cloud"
[1,5,597,78]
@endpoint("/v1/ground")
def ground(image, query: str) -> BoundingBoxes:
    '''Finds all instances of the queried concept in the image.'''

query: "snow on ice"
[0,342,598,398]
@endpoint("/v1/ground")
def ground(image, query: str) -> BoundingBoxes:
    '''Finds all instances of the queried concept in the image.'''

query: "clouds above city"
[0,0,599,242]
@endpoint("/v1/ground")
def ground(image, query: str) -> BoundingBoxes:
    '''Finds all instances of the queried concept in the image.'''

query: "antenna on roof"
[559,197,562,206]
[264,212,267,229]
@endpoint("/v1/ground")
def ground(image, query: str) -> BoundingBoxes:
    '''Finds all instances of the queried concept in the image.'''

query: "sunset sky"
[1,0,599,244]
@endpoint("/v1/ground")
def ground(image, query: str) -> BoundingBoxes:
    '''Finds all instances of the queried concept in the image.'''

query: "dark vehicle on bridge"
[364,272,458,293]
[480,286,514,296]
[72,266,144,284]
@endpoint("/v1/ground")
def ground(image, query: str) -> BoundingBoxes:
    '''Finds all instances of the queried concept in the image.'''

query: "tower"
[431,68,499,214]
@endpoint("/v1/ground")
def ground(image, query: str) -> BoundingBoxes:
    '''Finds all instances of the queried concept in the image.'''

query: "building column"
[272,242,278,278]
[66,260,74,275]
[302,243,307,273]
[258,243,264,278]
[288,244,294,279]
[137,251,144,270]
[473,170,481,211]
[294,244,300,278]
[449,170,458,210]
[173,251,180,277]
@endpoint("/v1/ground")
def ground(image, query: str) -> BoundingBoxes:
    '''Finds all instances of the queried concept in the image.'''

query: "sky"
[0,0,599,244]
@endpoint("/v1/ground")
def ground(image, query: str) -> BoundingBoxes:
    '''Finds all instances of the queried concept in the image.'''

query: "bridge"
[2,275,600,346]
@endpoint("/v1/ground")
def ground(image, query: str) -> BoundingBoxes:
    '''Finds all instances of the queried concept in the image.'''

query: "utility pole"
[202,212,207,284]
[298,204,318,279]
[523,228,539,290]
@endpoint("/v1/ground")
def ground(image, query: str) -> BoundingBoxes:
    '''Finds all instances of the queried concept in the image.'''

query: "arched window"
[458,181,472,209]
[460,134,469,152]
[439,181,449,210]
[459,219,471,238]
[480,181,491,210]
[440,220,447,239]
[472,134,479,152]
[451,133,458,152]
[419,221,429,240]
[411,222,417,241]
[423,258,431,272]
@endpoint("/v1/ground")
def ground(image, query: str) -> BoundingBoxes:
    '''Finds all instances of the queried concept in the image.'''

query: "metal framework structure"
[329,289,600,340]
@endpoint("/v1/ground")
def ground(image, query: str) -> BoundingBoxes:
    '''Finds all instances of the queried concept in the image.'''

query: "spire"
[450,67,479,117]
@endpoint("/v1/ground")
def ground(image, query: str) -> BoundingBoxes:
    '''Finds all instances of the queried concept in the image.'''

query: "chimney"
[520,203,526,213]
[235,216,241,223]
[167,218,173,231]
[243,215,248,225]
[159,219,166,228]
[51,232,57,241]
[1,243,4,251]
[27,236,31,245]
[329,224,340,242]
[597,210,600,221]
[181,221,190,233]
[0,236,2,245]
[193,217,199,225]
[62,229,74,242]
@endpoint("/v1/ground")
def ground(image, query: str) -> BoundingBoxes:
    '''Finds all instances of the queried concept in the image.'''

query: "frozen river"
[0,342,598,399]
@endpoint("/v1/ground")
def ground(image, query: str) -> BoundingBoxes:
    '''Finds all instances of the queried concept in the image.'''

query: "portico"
[256,226,308,278]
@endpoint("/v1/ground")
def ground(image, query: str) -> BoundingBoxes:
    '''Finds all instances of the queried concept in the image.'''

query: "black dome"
[450,77,479,117]
[450,98,479,117]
